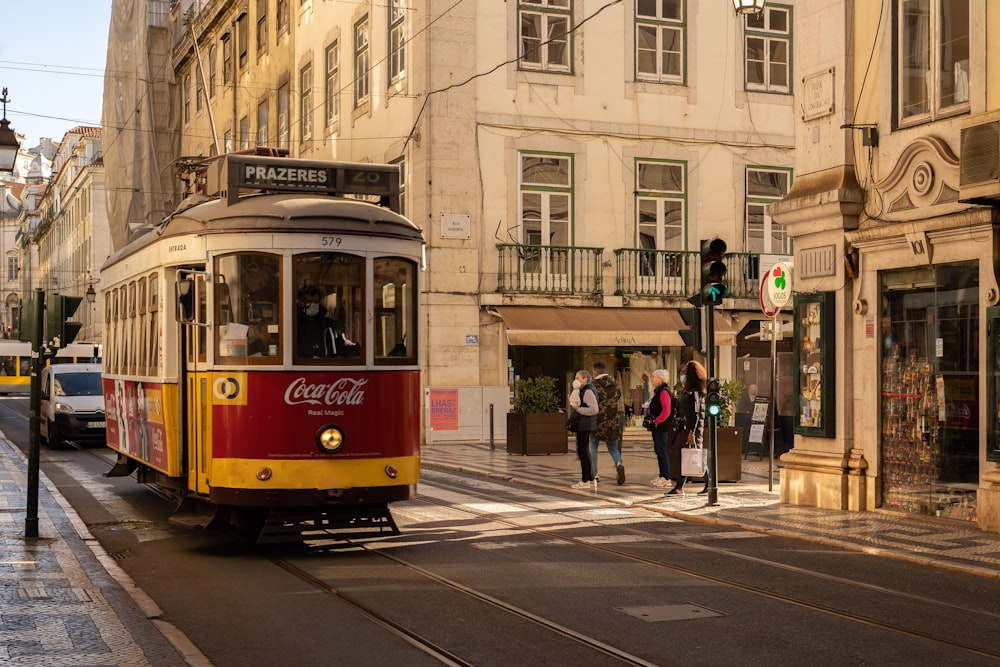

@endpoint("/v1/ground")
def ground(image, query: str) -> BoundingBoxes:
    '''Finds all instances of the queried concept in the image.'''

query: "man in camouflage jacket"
[590,361,626,485]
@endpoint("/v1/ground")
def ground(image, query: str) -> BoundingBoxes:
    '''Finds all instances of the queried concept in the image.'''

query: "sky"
[0,2,113,149]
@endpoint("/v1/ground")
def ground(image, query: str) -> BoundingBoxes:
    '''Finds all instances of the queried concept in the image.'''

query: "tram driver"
[296,287,360,359]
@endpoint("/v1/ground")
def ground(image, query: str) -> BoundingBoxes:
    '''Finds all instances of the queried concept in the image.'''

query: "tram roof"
[105,192,424,267]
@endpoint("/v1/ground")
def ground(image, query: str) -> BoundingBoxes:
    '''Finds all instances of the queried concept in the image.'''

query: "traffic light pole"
[705,302,718,506]
[25,288,44,538]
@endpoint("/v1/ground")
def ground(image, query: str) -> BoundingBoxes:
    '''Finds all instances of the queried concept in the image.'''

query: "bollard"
[489,403,495,451]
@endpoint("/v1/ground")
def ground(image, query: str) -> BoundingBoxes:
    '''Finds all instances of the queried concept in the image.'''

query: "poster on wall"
[429,388,459,430]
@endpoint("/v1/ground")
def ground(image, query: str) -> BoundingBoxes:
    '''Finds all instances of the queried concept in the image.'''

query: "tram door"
[183,271,212,496]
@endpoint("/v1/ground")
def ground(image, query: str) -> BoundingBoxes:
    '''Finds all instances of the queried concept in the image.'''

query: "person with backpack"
[568,370,600,490]
[646,368,674,488]
[665,360,708,496]
[590,361,626,485]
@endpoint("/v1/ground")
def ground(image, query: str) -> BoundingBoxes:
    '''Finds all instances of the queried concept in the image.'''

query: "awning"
[496,306,735,347]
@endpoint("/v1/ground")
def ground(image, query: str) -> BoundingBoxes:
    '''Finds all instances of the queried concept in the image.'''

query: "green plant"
[511,375,561,413]
[716,379,745,427]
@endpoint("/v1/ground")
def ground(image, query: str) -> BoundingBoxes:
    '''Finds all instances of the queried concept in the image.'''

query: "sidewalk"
[0,437,198,666]
[421,430,1000,581]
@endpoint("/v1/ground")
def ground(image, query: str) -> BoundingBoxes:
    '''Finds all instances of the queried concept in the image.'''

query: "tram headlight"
[316,425,345,454]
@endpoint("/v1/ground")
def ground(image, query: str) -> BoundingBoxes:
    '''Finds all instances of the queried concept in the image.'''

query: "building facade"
[158,0,799,443]
[29,127,109,345]
[772,0,1000,531]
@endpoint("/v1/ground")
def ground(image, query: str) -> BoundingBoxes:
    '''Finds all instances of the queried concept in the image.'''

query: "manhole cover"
[617,603,725,622]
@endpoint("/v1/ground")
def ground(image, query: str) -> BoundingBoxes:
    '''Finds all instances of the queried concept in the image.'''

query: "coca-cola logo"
[284,377,368,406]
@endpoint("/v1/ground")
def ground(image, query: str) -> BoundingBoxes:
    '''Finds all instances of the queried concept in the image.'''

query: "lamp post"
[733,0,766,14]
[0,89,21,172]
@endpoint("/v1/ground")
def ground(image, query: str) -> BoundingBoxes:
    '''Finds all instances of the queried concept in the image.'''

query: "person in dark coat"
[568,370,600,490]
[646,368,674,488]
[665,360,707,496]
[590,361,626,485]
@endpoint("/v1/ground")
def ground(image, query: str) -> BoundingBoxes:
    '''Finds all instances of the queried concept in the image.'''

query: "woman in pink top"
[646,369,674,488]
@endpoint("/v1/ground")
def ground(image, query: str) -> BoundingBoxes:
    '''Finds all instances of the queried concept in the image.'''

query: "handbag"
[681,447,707,477]
[566,412,582,432]
[642,413,655,430]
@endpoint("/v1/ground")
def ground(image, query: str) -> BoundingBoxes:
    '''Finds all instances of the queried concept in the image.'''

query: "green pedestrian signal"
[46,295,84,349]
[700,238,728,306]
[706,377,722,418]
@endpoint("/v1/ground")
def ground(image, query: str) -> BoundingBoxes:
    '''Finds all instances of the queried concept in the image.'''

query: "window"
[183,73,191,123]
[215,253,282,365]
[237,12,249,69]
[635,0,683,83]
[277,82,290,149]
[195,67,203,112]
[354,16,370,107]
[277,0,289,37]
[6,256,17,281]
[239,115,250,150]
[635,160,685,278]
[325,41,339,127]
[223,128,233,153]
[209,44,218,97]
[300,62,313,141]
[898,0,969,125]
[519,153,572,274]
[222,33,233,83]
[293,253,364,364]
[374,257,417,363]
[519,0,571,72]
[147,272,159,375]
[745,4,790,93]
[391,157,406,216]
[257,0,268,56]
[388,0,406,85]
[745,167,791,259]
[257,98,269,146]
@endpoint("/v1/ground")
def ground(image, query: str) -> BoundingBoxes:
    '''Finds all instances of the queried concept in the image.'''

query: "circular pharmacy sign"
[766,262,792,308]
[760,278,779,317]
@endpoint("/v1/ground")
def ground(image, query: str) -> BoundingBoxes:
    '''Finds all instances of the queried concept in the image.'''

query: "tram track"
[400,470,1000,661]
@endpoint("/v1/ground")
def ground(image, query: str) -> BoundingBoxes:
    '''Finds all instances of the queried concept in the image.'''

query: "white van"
[39,364,106,448]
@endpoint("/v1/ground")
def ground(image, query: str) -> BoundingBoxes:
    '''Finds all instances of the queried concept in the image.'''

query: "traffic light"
[46,295,84,349]
[14,296,36,342]
[678,306,703,353]
[700,238,728,306]
[706,377,723,418]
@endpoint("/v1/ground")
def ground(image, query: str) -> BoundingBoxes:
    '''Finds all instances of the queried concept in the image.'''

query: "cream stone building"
[772,0,1000,531]
[28,127,109,344]
[154,1,797,445]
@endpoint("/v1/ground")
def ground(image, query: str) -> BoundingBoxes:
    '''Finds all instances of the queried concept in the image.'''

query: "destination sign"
[217,154,399,208]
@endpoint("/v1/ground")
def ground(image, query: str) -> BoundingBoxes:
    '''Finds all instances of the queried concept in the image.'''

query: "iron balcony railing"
[614,249,761,300]
[496,244,764,300]
[497,244,603,294]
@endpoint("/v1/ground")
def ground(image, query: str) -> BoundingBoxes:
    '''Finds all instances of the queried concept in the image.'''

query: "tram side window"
[293,252,363,363]
[374,257,416,363]
[214,252,282,364]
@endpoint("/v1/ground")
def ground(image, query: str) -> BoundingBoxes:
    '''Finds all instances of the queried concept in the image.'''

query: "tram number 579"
[321,236,343,247]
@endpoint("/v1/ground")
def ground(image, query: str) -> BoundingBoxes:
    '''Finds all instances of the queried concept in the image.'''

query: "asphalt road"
[4,394,1000,666]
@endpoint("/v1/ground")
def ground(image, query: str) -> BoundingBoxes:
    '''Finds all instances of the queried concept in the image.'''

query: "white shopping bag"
[680,447,707,477]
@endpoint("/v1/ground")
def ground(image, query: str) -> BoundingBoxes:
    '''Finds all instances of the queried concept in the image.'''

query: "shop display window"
[793,292,835,437]
[880,263,979,521]
[988,306,1000,463]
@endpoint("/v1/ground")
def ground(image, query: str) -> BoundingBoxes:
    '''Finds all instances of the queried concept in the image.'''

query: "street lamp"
[733,0,766,14]
[0,89,20,173]
[86,284,96,304]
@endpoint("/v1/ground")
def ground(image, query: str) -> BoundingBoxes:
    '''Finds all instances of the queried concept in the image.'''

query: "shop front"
[879,263,979,521]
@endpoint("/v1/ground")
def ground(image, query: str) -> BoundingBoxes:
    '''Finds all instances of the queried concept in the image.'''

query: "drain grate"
[617,603,725,622]
[108,551,130,560]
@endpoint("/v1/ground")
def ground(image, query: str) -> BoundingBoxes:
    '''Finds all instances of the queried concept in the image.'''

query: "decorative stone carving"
[874,136,960,220]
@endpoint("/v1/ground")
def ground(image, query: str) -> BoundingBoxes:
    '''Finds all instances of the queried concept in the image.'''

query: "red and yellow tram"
[100,154,422,542]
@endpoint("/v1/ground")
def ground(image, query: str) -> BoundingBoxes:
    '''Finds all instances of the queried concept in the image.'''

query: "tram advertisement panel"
[104,379,171,471]
[210,370,419,459]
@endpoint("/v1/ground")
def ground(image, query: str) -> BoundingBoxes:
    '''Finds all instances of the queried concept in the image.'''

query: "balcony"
[497,245,764,301]
[497,244,603,294]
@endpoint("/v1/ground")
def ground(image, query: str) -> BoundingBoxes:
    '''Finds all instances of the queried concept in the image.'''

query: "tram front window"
[214,252,282,364]
[293,252,364,362]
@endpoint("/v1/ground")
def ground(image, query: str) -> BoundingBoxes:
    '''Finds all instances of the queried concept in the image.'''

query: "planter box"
[717,427,743,482]
[506,412,569,455]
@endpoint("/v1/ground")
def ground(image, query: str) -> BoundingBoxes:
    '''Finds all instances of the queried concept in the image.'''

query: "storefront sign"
[766,262,792,307]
